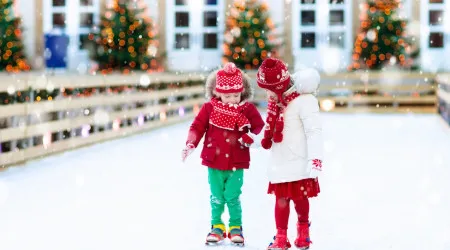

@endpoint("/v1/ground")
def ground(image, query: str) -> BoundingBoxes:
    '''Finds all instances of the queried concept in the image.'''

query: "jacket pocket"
[201,141,217,162]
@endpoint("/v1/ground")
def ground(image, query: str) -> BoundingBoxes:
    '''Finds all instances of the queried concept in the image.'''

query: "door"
[166,0,224,72]
[292,0,352,73]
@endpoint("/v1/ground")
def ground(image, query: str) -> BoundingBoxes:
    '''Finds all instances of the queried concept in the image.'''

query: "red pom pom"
[223,62,237,74]
[261,138,273,149]
[273,132,283,143]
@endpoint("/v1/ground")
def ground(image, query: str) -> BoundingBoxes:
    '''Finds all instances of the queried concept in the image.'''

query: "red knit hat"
[256,58,290,100]
[216,62,243,93]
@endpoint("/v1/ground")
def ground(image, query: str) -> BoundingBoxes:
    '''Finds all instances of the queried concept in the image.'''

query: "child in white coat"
[256,58,323,250]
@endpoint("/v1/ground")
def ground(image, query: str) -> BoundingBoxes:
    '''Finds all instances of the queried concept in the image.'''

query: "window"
[52,13,66,27]
[79,34,91,50]
[429,32,444,48]
[429,10,443,25]
[205,0,217,5]
[301,32,316,48]
[301,0,316,4]
[330,10,344,25]
[52,0,65,6]
[203,33,218,48]
[329,32,345,48]
[175,34,190,49]
[80,13,94,27]
[330,0,344,3]
[176,0,188,5]
[203,11,217,27]
[176,12,189,27]
[80,0,93,6]
[301,11,315,26]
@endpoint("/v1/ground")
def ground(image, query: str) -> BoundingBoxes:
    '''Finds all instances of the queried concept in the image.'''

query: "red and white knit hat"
[256,58,290,100]
[216,62,244,93]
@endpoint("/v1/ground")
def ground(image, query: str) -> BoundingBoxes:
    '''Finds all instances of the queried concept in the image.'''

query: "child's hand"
[308,159,322,178]
[238,133,254,147]
[181,144,195,162]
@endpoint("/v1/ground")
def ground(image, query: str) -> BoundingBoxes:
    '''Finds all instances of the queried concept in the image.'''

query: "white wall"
[143,0,159,21]
[105,0,159,20]
[17,0,37,67]
[265,0,284,36]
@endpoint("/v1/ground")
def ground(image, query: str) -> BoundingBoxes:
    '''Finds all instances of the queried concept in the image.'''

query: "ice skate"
[205,224,226,246]
[228,226,244,246]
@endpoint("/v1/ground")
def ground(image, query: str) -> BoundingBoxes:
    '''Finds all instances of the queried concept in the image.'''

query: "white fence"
[0,73,205,167]
[0,71,446,168]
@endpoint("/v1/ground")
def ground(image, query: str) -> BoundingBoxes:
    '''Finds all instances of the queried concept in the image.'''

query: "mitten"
[181,143,195,162]
[238,133,254,147]
[308,159,322,178]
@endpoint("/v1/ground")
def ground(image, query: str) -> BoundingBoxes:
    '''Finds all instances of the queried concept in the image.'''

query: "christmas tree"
[0,0,30,72]
[349,0,417,70]
[223,0,277,70]
[90,0,160,74]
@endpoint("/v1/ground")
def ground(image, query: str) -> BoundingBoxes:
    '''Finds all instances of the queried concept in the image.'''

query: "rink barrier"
[437,73,450,126]
[251,71,438,113]
[0,73,205,168]
[0,71,444,167]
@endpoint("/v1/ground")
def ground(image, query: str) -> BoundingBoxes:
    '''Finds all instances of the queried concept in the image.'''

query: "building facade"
[15,0,450,72]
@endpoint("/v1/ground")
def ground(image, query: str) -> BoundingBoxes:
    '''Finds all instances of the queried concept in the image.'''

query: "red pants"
[275,196,309,229]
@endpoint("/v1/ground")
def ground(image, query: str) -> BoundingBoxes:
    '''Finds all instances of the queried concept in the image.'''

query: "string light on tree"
[223,0,277,69]
[90,0,163,74]
[0,0,30,72]
[349,0,419,71]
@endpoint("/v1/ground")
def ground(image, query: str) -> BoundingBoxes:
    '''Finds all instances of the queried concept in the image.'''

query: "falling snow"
[0,114,449,249]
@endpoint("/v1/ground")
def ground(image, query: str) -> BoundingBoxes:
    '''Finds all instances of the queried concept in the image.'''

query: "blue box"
[44,34,69,68]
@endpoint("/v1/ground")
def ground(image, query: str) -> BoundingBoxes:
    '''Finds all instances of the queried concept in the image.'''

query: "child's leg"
[208,168,227,226]
[275,196,291,229]
[293,198,310,223]
[293,198,311,248]
[223,169,244,227]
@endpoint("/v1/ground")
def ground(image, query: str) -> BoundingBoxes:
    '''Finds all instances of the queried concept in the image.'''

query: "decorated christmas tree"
[90,0,160,74]
[0,0,30,72]
[223,0,277,70]
[349,0,417,70]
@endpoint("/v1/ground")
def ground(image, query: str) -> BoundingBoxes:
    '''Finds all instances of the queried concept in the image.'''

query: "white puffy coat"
[267,68,324,184]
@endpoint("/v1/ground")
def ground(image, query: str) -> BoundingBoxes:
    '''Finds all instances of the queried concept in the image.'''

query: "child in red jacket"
[181,62,264,246]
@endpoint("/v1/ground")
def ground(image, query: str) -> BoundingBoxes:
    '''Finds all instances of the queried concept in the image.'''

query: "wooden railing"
[0,71,445,168]
[437,73,450,126]
[0,73,205,167]
[251,71,438,113]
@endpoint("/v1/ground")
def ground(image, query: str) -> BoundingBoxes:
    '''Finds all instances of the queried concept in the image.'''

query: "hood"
[291,67,321,94]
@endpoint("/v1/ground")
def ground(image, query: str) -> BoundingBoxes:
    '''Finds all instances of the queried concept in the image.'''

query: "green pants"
[208,168,244,227]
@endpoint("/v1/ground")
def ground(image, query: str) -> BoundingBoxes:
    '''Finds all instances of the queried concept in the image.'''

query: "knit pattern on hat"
[256,58,291,100]
[216,63,244,93]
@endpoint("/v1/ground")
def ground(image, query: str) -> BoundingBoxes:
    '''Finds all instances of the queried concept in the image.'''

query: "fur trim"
[205,68,253,101]
[291,68,321,94]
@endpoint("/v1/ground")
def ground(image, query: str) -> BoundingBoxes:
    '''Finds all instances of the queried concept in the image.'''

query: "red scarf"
[261,90,300,149]
[209,98,251,131]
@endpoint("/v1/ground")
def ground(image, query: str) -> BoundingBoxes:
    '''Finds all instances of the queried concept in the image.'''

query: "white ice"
[1,113,450,250]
